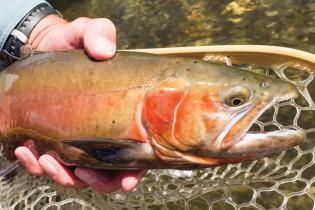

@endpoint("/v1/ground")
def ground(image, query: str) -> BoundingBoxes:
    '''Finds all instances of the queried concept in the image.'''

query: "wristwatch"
[1,3,60,65]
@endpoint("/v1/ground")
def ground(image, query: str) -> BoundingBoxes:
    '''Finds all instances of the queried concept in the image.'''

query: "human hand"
[14,15,145,193]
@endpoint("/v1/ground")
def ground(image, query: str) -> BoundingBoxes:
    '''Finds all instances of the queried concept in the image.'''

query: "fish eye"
[231,97,243,106]
[225,94,246,107]
[224,86,251,107]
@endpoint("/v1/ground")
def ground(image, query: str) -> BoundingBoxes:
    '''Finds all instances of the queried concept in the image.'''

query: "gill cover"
[142,77,249,159]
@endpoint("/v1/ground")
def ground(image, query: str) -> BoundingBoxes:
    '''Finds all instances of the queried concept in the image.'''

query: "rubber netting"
[0,57,315,210]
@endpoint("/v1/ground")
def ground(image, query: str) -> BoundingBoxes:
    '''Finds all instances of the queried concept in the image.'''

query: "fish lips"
[189,129,305,159]
[224,128,305,157]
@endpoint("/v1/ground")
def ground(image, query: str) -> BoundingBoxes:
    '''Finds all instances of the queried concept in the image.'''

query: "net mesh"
[1,55,315,210]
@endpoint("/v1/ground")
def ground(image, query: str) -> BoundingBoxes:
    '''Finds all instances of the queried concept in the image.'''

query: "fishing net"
[0,53,315,210]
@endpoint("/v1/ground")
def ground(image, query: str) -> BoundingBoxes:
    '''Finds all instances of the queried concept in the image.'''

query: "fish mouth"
[226,128,305,156]
[220,89,305,157]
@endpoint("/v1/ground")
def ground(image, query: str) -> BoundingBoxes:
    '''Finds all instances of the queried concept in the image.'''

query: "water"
[49,0,315,51]
[2,0,315,209]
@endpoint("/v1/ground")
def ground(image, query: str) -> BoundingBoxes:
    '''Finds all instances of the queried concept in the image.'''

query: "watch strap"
[1,3,59,64]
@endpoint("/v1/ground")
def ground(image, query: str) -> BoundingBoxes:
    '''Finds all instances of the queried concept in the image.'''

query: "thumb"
[83,18,116,60]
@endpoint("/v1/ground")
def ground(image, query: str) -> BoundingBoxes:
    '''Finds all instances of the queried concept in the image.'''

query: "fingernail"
[122,171,145,192]
[123,176,138,191]
[95,37,116,56]
[16,149,29,167]
[41,157,58,177]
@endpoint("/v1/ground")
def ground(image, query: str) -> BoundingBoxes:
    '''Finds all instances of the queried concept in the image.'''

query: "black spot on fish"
[186,68,191,72]
[243,78,246,81]
[193,60,198,64]
[169,72,178,78]
[112,120,116,124]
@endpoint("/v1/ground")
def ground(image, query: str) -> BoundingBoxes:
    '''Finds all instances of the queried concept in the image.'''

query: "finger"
[38,154,87,188]
[15,147,45,176]
[75,168,121,193]
[121,170,146,192]
[83,18,117,60]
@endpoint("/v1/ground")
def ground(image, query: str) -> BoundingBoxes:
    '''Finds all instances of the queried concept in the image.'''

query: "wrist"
[1,3,61,65]
[29,14,67,50]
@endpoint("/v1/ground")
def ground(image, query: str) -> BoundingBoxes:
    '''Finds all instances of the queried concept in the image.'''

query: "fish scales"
[0,52,169,137]
[0,51,305,170]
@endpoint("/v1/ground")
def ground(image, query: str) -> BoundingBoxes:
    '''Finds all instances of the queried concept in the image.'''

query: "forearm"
[0,0,51,50]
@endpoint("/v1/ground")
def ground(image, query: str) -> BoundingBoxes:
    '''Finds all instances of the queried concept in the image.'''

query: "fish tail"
[0,132,21,161]
[0,128,45,161]
[0,160,20,177]
[0,132,21,176]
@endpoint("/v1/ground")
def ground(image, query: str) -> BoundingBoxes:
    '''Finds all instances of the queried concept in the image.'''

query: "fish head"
[143,60,305,166]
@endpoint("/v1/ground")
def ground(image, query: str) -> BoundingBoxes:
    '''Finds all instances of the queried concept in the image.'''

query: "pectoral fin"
[62,138,156,165]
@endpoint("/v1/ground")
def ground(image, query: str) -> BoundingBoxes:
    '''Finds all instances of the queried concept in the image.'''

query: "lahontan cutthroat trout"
[0,50,305,173]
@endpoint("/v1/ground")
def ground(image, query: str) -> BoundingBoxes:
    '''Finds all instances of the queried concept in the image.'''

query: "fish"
[0,50,305,172]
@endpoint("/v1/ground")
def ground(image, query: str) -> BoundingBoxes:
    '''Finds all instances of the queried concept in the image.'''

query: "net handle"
[122,45,315,71]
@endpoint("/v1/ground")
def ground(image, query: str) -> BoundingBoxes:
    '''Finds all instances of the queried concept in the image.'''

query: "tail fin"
[0,133,20,176]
